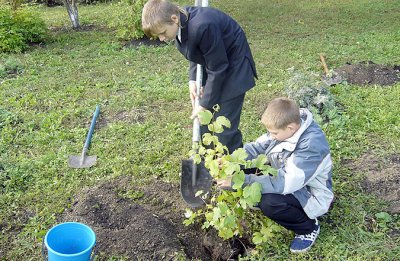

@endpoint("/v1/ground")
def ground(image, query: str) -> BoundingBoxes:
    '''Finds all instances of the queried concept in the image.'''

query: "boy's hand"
[216,177,232,190]
[188,81,204,108]
[190,105,206,120]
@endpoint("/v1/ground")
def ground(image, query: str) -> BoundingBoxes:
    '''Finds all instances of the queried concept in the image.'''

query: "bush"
[0,6,48,53]
[109,0,145,40]
[284,67,343,124]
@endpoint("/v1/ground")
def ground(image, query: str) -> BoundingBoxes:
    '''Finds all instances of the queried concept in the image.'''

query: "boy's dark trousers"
[258,193,317,235]
[200,94,245,154]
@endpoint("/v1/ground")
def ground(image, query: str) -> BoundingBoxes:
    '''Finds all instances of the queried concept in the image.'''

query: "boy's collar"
[177,27,181,42]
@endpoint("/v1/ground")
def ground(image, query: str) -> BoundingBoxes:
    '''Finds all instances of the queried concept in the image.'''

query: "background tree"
[64,0,80,28]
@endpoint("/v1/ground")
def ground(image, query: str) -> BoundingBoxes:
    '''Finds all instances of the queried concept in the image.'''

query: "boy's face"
[265,123,300,141]
[153,15,179,42]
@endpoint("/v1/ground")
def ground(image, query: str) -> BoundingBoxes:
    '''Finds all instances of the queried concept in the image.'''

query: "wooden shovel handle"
[319,54,329,75]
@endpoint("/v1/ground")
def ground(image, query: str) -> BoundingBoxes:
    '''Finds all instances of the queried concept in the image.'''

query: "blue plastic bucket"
[43,222,96,261]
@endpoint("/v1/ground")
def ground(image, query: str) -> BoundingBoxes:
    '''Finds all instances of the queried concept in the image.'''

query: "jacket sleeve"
[195,23,229,108]
[244,137,327,195]
[243,133,272,160]
[189,61,196,81]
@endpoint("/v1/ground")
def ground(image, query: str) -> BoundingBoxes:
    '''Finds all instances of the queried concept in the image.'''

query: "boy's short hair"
[261,97,301,129]
[142,0,185,38]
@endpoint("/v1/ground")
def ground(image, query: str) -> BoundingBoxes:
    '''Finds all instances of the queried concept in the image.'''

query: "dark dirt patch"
[334,61,400,86]
[61,176,239,260]
[123,37,166,48]
[345,152,400,213]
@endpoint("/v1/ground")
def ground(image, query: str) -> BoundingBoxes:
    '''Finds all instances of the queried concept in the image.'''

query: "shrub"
[109,0,145,40]
[284,67,343,125]
[184,107,284,253]
[0,6,48,53]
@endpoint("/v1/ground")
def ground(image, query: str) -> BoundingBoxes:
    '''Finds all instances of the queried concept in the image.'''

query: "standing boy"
[217,97,334,253]
[142,0,257,153]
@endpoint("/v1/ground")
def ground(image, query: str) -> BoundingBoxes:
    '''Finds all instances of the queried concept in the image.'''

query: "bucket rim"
[44,221,96,257]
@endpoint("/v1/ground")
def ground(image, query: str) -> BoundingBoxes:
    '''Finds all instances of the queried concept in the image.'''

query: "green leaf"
[199,110,213,125]
[232,171,245,190]
[195,190,204,197]
[209,116,231,134]
[223,214,236,228]
[243,182,262,206]
[375,212,392,222]
[193,154,201,164]
[259,164,278,176]
[183,219,193,226]
[252,232,264,244]
[252,154,268,169]
[230,148,248,163]
[208,160,220,177]
[219,228,234,239]
[202,133,218,146]
[225,161,241,175]
[217,201,229,215]
[184,209,193,218]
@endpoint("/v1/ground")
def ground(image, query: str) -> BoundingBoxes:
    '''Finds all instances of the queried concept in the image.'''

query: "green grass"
[1,0,400,259]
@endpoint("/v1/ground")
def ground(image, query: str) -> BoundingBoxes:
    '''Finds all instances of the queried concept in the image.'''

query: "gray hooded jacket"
[243,109,333,219]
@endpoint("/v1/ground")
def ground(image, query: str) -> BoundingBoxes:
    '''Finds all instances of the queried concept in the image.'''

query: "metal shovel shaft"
[191,64,203,187]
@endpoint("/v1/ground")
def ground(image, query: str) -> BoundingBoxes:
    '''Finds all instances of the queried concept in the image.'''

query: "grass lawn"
[0,0,399,259]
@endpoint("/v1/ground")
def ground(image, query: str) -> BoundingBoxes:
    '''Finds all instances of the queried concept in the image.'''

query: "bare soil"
[334,61,400,86]
[61,176,239,260]
[345,152,400,214]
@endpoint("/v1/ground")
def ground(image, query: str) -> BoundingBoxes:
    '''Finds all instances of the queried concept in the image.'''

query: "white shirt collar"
[177,27,181,42]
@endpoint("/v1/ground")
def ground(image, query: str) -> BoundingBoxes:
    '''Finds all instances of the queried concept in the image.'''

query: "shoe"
[289,219,320,253]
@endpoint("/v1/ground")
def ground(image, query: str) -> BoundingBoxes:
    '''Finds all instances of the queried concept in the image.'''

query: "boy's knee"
[259,194,285,219]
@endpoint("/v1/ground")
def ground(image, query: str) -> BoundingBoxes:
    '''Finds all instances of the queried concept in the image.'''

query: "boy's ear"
[287,123,299,134]
[171,14,179,23]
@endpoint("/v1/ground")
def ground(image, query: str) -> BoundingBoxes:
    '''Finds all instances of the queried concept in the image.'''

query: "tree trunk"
[64,0,80,29]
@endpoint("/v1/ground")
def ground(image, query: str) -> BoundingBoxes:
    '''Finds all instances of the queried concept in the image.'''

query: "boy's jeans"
[258,193,316,235]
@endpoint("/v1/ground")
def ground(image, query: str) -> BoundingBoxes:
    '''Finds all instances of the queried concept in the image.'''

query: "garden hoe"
[69,105,100,168]
[180,63,213,208]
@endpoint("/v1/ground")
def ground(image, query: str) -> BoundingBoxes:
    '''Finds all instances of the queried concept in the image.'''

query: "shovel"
[180,63,213,208]
[68,105,100,168]
[319,54,344,86]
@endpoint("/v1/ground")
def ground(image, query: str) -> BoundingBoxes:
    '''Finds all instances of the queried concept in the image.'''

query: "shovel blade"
[68,155,97,168]
[180,159,213,208]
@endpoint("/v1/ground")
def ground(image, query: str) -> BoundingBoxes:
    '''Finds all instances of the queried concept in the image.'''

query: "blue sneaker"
[290,219,320,253]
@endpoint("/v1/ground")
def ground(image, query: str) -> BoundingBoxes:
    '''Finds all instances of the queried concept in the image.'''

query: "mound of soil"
[345,152,400,213]
[61,176,239,260]
[334,62,400,86]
